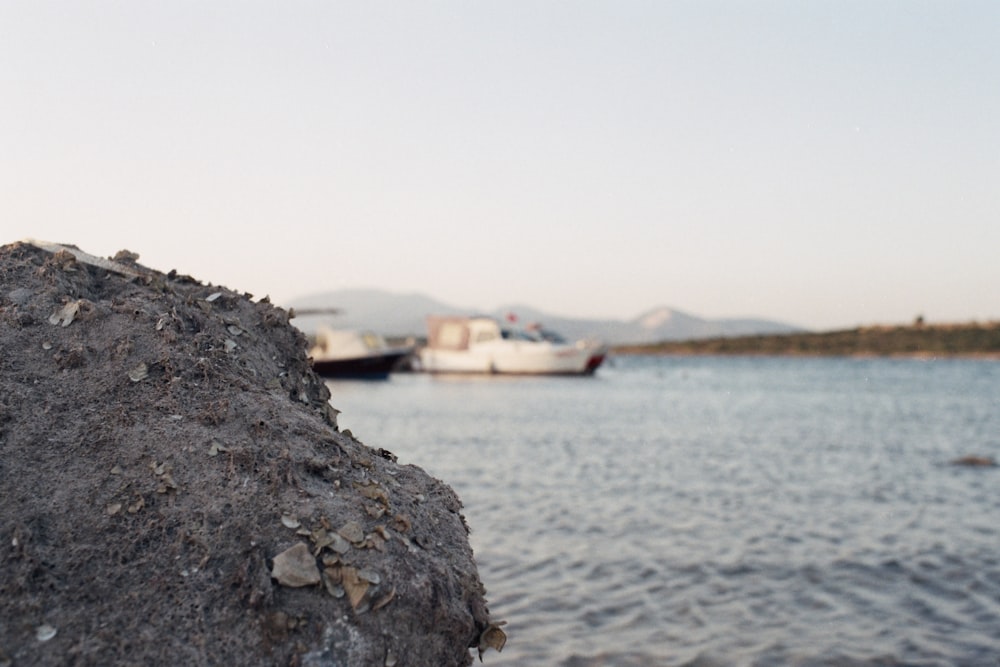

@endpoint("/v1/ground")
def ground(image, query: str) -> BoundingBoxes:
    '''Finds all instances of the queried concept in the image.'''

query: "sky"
[3,1,998,331]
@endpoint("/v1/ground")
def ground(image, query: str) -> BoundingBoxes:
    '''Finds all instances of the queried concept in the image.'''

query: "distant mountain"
[285,289,803,345]
[286,288,466,339]
[624,306,803,344]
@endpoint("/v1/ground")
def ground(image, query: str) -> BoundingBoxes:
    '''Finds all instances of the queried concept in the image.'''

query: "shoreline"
[610,322,1000,360]
[612,349,1000,360]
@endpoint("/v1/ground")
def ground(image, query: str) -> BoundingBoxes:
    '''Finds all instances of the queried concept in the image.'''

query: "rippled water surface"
[326,356,1000,666]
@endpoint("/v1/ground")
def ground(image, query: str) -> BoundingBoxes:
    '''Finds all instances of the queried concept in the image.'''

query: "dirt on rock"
[0,241,501,666]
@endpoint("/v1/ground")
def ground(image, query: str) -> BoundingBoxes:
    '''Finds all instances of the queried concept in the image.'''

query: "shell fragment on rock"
[113,249,140,263]
[477,621,508,660]
[371,586,396,612]
[271,542,321,588]
[48,300,81,327]
[128,363,149,382]
[36,624,57,642]
[356,482,390,505]
[322,568,345,598]
[207,441,229,457]
[23,239,144,278]
[358,568,381,585]
[329,532,352,554]
[339,566,370,610]
[338,521,365,544]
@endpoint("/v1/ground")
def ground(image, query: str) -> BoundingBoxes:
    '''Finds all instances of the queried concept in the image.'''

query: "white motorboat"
[417,315,605,375]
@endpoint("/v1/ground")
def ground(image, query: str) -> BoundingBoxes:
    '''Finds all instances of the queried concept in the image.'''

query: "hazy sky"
[3,1,998,330]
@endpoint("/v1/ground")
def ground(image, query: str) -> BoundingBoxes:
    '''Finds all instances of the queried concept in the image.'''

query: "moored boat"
[417,315,605,375]
[309,327,413,379]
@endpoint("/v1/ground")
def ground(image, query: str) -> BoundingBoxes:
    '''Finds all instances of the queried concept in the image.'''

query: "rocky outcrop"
[0,241,502,666]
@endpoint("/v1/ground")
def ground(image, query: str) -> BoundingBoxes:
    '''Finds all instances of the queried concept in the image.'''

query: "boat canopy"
[426,316,517,350]
[312,327,386,358]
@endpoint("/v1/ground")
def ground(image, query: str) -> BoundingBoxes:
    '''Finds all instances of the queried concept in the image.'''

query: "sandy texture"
[0,241,498,666]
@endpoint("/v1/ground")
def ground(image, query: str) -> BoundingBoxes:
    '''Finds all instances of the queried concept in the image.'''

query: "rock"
[950,455,997,467]
[0,241,498,666]
[271,543,322,588]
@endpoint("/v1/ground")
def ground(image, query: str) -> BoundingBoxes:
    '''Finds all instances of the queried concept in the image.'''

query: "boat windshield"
[521,324,567,343]
[500,328,537,341]
[537,328,566,343]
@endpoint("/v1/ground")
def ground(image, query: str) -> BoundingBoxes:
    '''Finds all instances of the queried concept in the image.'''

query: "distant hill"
[287,289,468,339]
[285,288,802,345]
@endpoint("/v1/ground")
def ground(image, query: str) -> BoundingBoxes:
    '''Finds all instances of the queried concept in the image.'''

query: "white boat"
[308,327,413,379]
[417,315,605,376]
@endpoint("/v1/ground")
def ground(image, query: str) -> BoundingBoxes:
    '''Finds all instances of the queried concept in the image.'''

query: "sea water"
[326,356,1000,666]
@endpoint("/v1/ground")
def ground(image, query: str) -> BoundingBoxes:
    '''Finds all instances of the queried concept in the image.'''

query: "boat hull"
[311,350,411,379]
[418,343,603,376]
